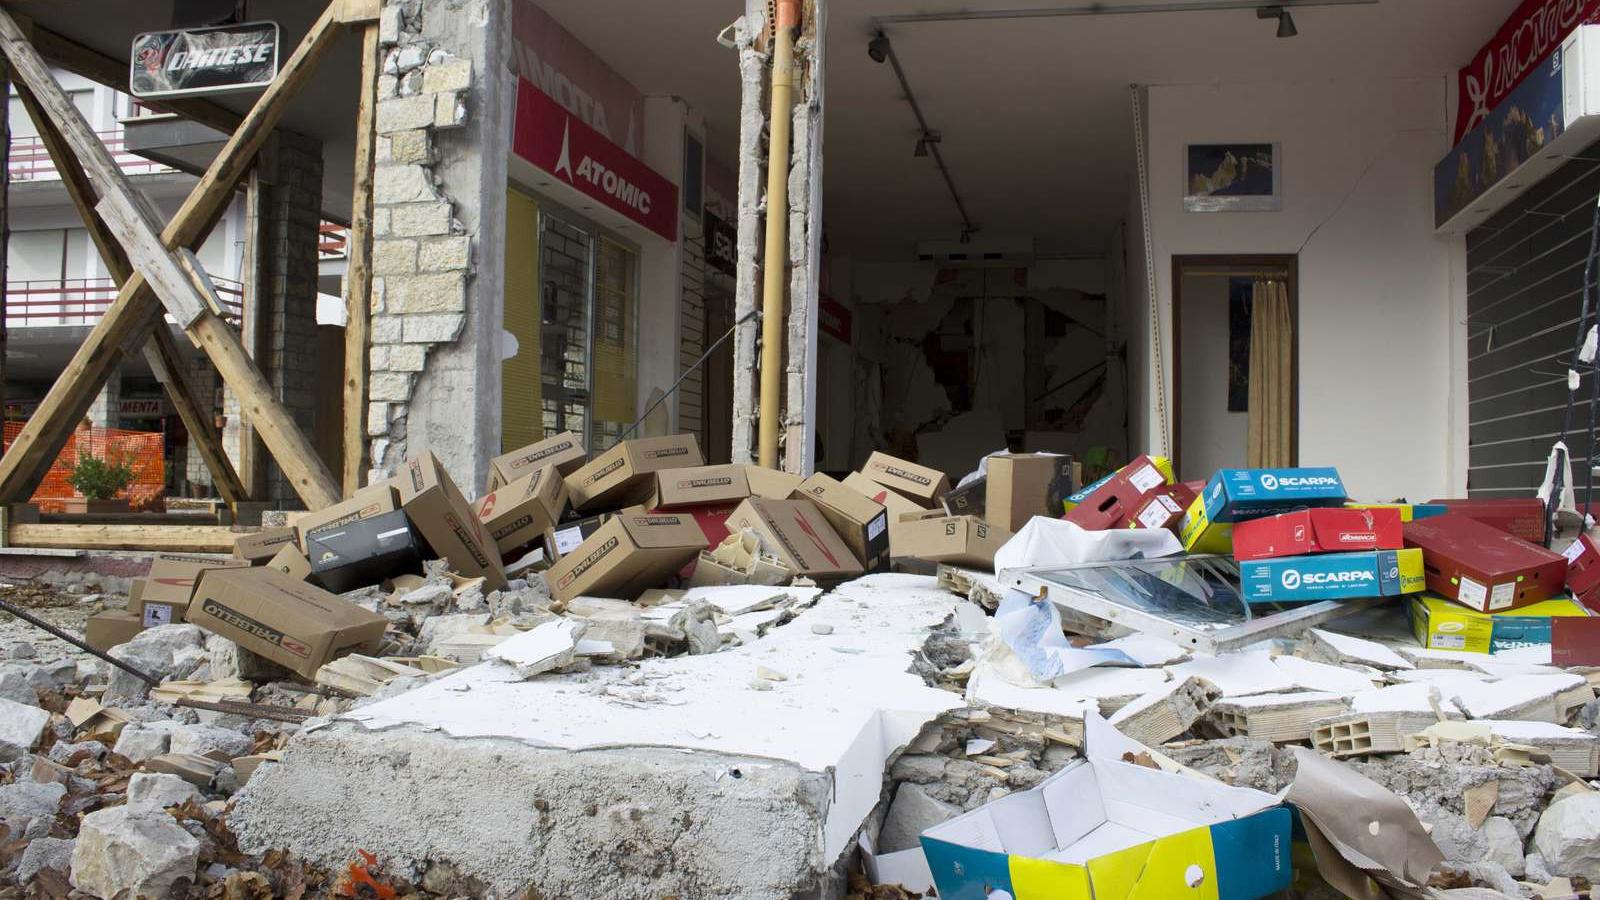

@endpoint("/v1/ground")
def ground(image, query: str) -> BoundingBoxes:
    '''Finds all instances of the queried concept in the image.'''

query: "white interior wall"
[639,96,689,435]
[1177,274,1247,481]
[1142,77,1465,501]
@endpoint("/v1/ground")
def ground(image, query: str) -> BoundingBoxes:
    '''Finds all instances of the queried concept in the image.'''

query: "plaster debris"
[71,806,201,900]
[1532,793,1600,883]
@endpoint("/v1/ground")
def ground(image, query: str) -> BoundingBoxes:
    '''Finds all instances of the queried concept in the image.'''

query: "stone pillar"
[183,360,219,494]
[366,0,508,494]
[255,130,324,506]
[86,378,119,429]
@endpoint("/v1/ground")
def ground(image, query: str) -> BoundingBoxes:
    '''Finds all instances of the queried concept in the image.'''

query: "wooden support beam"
[14,84,247,507]
[337,0,383,24]
[0,4,344,510]
[29,26,241,133]
[0,59,9,441]
[343,23,379,496]
[6,523,238,554]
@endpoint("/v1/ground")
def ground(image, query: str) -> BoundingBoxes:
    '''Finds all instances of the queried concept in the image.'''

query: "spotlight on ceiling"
[868,32,891,63]
[1256,6,1298,37]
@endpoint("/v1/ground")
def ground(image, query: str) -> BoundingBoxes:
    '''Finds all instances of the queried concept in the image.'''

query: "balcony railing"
[5,276,243,327]
[8,130,176,183]
[319,221,349,260]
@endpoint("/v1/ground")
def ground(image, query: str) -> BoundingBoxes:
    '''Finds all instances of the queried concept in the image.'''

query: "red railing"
[8,130,175,182]
[319,221,349,260]
[4,276,243,326]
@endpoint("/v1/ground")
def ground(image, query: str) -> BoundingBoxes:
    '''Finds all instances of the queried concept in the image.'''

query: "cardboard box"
[543,513,709,604]
[745,465,804,501]
[1197,468,1347,524]
[1428,497,1544,543]
[136,554,251,628]
[652,463,751,509]
[921,755,1291,900]
[294,481,400,551]
[941,476,986,519]
[1126,482,1199,534]
[1345,502,1448,522]
[1239,548,1424,604]
[265,544,311,582]
[1232,507,1403,562]
[1063,455,1173,531]
[305,509,425,593]
[1408,594,1590,654]
[1178,495,1233,554]
[793,473,890,571]
[566,434,705,512]
[893,515,1011,569]
[653,502,740,555]
[544,514,610,564]
[85,611,144,653]
[983,454,1074,532]
[488,430,587,489]
[724,498,863,579]
[1062,456,1173,513]
[186,567,390,680]
[398,452,507,591]
[1552,616,1600,667]
[1563,533,1600,610]
[1404,515,1567,613]
[861,451,950,507]
[232,527,295,564]
[476,464,567,558]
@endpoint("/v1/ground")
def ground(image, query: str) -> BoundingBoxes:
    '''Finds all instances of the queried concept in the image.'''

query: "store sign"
[513,80,678,241]
[130,22,280,100]
[1453,0,1600,143]
[5,398,166,419]
[819,296,853,344]
[705,212,736,276]
[510,0,643,152]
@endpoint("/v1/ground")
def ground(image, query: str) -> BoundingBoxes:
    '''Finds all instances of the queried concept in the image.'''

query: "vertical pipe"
[759,0,799,469]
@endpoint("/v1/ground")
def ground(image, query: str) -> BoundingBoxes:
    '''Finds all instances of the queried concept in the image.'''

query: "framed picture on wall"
[1184,143,1280,212]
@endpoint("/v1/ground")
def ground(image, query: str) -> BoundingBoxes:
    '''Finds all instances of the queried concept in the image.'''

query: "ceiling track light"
[866,33,977,244]
[914,131,941,157]
[1256,5,1298,37]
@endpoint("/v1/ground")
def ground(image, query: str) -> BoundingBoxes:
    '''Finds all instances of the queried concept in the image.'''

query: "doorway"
[1172,255,1298,482]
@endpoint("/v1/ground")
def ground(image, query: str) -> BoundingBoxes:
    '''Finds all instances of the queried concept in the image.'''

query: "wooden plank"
[338,0,383,24]
[0,59,9,441]
[343,23,380,496]
[6,523,237,554]
[0,4,344,509]
[238,171,266,498]
[15,84,247,507]
[29,26,240,134]
[94,190,210,327]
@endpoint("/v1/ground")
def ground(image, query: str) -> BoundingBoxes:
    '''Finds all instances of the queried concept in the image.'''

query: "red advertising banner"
[1453,0,1600,144]
[819,295,853,344]
[512,79,678,241]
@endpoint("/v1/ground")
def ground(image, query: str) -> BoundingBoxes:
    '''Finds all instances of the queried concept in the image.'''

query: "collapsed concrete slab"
[230,574,966,897]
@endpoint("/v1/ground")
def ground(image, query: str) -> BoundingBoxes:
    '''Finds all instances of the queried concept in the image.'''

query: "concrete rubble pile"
[3,440,1600,899]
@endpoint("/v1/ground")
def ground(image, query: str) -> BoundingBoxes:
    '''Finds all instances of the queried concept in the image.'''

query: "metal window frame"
[1002,555,1386,655]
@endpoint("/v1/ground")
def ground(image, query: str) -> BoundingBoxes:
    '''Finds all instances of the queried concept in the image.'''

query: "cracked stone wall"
[366,0,508,492]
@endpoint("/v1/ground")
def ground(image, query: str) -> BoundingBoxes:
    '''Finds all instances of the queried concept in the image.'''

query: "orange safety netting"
[2,422,166,513]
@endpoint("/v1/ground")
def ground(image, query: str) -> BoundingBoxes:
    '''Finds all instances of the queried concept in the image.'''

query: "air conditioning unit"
[914,235,1035,266]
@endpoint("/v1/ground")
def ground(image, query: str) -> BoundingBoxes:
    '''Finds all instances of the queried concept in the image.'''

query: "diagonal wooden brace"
[0,4,343,510]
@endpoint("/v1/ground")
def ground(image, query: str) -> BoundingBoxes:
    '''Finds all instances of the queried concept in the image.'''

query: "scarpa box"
[1408,594,1590,654]
[1198,468,1347,523]
[1239,548,1424,604]
[920,752,1291,900]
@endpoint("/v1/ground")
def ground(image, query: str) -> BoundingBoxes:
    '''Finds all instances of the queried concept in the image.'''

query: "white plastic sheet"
[994,588,1138,680]
[994,516,1183,575]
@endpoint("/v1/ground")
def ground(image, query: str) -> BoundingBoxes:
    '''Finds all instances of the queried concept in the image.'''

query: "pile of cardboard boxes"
[82,436,1079,680]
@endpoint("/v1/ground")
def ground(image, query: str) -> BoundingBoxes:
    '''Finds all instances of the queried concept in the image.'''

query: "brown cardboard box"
[986,454,1075,532]
[186,567,390,680]
[136,554,251,628]
[566,434,705,512]
[653,464,751,508]
[293,480,400,551]
[543,513,710,604]
[85,611,143,652]
[792,473,890,571]
[861,451,950,507]
[476,464,567,558]
[724,498,863,579]
[398,452,507,591]
[893,515,1011,569]
[844,471,924,554]
[488,431,587,489]
[745,465,804,500]
[232,527,296,564]
[265,544,311,581]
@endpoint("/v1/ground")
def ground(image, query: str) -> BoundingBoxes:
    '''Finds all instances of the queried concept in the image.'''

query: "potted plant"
[64,449,136,514]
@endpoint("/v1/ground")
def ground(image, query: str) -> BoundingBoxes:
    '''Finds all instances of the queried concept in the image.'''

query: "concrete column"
[729,9,767,464]
[184,360,219,494]
[86,378,119,429]
[365,0,509,495]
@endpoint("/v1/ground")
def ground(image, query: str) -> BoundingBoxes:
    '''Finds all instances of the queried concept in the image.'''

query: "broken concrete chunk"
[0,781,66,834]
[112,722,177,763]
[17,836,75,884]
[1107,675,1216,746]
[878,782,961,853]
[1210,692,1349,744]
[1273,654,1381,696]
[168,723,255,760]
[1532,793,1600,883]
[125,772,204,811]
[0,668,38,707]
[143,752,226,787]
[71,806,201,900]
[1169,651,1293,697]
[1306,628,1414,670]
[1450,673,1593,723]
[0,697,51,761]
[485,619,584,678]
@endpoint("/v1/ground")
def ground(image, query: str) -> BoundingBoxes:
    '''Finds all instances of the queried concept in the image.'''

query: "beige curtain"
[1247,279,1293,468]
